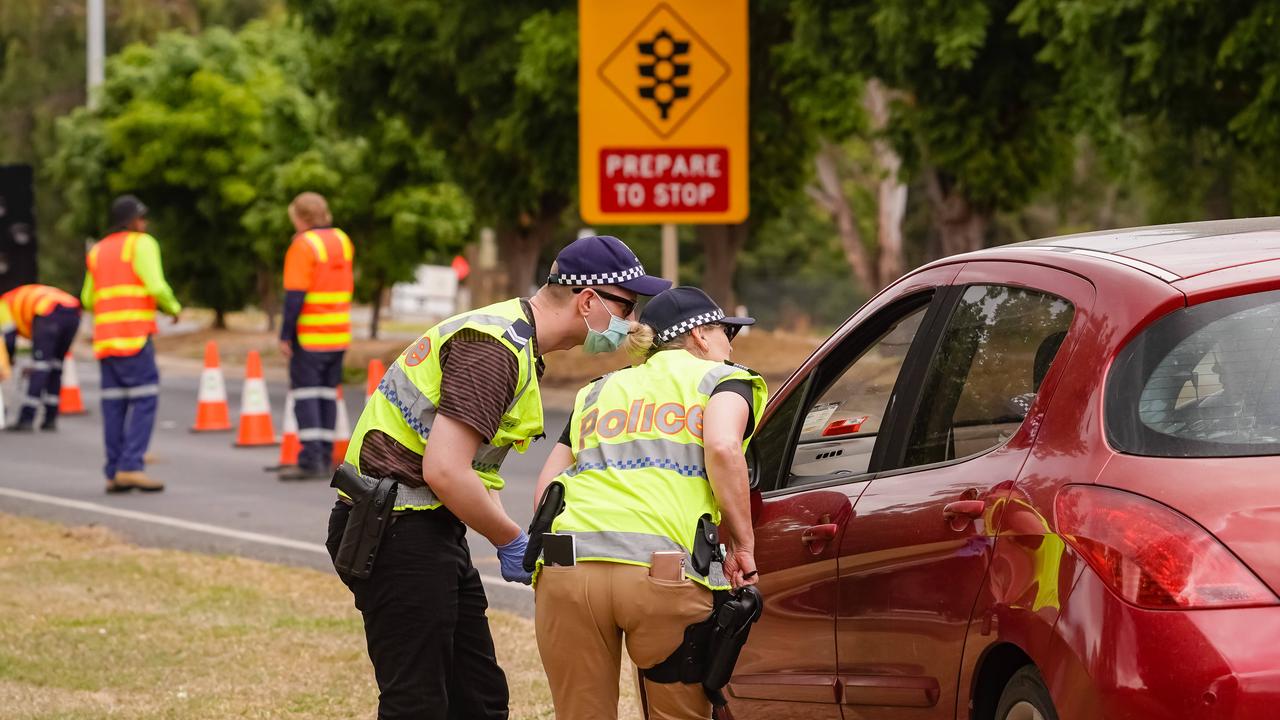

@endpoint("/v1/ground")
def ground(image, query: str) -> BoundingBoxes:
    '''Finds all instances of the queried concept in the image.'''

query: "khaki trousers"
[535,561,715,720]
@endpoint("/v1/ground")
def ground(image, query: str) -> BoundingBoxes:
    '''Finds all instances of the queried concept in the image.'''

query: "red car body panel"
[732,218,1280,720]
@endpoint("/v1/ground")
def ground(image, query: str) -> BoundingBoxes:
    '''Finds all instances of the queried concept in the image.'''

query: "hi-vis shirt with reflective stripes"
[341,298,544,511]
[543,349,767,590]
[293,228,354,352]
[0,284,79,339]
[87,232,157,359]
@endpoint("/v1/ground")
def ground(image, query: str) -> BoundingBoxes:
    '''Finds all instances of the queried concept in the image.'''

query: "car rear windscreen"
[1108,289,1280,457]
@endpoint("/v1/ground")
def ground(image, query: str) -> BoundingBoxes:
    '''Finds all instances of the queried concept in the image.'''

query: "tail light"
[1054,485,1277,609]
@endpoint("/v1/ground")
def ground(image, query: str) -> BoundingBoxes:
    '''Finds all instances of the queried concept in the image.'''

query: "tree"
[292,0,577,298]
[788,0,1077,257]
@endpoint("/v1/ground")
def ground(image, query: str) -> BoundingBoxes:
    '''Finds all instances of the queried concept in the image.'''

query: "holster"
[642,585,765,708]
[523,480,566,572]
[330,462,399,580]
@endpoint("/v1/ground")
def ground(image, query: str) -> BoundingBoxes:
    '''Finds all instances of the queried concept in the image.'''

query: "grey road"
[0,360,570,617]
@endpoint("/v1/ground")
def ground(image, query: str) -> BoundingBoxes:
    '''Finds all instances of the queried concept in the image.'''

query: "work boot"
[105,479,133,494]
[278,464,330,482]
[5,422,33,432]
[39,420,57,432]
[113,470,165,492]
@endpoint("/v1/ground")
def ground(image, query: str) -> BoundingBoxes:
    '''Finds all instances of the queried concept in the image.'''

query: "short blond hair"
[288,192,332,229]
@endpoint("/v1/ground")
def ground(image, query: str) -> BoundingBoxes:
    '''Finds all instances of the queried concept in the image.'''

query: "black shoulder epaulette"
[724,360,760,376]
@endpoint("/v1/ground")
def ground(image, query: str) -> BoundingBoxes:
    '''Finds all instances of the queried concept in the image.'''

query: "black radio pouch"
[523,480,566,572]
[331,463,399,580]
[691,514,721,577]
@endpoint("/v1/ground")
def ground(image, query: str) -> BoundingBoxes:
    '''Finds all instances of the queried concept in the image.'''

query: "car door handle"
[942,500,985,519]
[801,523,839,544]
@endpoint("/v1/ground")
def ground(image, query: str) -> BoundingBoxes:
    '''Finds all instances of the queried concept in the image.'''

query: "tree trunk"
[864,78,908,288]
[697,223,748,310]
[213,307,227,329]
[256,269,278,332]
[498,203,563,298]
[808,141,875,292]
[924,166,990,258]
[370,277,385,340]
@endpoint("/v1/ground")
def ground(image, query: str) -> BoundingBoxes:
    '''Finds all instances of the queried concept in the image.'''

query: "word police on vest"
[578,400,705,450]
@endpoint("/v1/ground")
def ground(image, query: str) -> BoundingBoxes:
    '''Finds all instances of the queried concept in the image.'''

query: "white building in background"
[389,265,459,319]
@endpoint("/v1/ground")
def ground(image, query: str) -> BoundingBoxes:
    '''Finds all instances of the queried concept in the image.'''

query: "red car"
[729,218,1280,720]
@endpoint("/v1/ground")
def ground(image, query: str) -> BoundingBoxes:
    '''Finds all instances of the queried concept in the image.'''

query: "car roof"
[992,216,1280,281]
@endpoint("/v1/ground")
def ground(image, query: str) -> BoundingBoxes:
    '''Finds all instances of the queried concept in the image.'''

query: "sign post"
[579,1,749,226]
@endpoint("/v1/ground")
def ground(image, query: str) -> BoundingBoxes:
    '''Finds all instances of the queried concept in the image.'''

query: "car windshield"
[1107,289,1280,456]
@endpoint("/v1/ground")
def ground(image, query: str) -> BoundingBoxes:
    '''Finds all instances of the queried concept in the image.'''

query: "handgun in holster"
[330,462,398,580]
[523,480,566,572]
[643,515,764,709]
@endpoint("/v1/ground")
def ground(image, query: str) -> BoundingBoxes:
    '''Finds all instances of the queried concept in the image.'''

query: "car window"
[1108,289,1280,456]
[785,304,930,487]
[902,285,1074,468]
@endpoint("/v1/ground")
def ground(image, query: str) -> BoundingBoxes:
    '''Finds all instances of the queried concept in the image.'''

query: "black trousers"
[327,501,509,720]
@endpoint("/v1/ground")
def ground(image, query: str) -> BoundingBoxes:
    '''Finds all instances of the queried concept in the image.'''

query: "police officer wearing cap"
[532,286,766,720]
[327,236,669,719]
[81,195,181,493]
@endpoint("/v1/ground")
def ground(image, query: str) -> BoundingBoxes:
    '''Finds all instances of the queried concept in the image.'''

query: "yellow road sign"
[579,0,748,224]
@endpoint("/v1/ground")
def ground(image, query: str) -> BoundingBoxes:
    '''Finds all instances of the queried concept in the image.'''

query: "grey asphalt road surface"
[0,359,570,617]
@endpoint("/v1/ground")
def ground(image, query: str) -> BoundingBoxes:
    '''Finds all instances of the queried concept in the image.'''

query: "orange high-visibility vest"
[87,231,157,358]
[294,228,354,352]
[0,284,79,339]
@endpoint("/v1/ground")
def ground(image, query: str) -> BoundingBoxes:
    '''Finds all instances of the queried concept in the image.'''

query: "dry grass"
[0,514,639,719]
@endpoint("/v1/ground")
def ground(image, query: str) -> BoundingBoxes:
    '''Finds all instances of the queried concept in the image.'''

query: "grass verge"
[0,513,638,719]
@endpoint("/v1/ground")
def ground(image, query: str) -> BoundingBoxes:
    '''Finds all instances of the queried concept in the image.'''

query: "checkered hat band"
[658,310,725,343]
[548,264,647,286]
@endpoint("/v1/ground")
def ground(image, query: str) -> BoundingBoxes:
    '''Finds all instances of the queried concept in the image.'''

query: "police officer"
[532,286,766,720]
[278,192,354,480]
[326,235,670,719]
[0,284,82,431]
[82,195,181,493]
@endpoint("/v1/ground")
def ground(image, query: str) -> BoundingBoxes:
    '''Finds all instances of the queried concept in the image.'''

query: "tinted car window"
[1108,289,1280,456]
[903,285,1074,467]
[786,304,929,486]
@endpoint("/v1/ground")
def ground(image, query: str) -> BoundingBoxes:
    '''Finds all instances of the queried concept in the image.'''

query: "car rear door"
[728,265,962,720]
[833,262,1094,719]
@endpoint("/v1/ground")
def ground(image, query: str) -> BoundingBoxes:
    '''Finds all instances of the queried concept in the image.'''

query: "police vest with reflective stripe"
[88,232,156,359]
[294,228,354,352]
[0,284,79,339]
[343,298,543,511]
[545,349,768,590]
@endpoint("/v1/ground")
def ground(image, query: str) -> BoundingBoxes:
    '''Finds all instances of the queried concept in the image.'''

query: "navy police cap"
[641,286,755,344]
[547,235,671,296]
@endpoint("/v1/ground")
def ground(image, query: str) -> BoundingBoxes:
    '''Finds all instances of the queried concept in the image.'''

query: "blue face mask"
[584,300,631,354]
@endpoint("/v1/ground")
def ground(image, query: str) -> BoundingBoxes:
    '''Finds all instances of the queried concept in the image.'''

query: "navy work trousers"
[290,345,344,471]
[99,339,159,479]
[326,502,509,720]
[18,305,81,427]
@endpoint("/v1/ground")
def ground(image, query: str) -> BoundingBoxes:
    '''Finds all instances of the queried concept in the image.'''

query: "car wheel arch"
[969,642,1036,720]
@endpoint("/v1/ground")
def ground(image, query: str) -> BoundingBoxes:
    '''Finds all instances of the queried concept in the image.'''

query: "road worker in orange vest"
[0,284,82,431]
[81,195,181,493]
[277,192,354,481]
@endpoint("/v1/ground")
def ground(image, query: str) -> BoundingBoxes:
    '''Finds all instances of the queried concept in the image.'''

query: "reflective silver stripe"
[568,438,707,478]
[30,361,52,371]
[439,313,516,336]
[508,340,536,411]
[698,364,741,396]
[100,384,159,400]
[378,363,437,438]
[568,530,728,587]
[472,443,512,474]
[42,393,59,404]
[394,483,440,509]
[582,374,613,411]
[22,397,40,408]
[298,428,331,441]
[292,387,337,400]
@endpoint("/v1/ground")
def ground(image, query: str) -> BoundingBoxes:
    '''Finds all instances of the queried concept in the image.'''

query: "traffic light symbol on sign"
[637,29,690,120]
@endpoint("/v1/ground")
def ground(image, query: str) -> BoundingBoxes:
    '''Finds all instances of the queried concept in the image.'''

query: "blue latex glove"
[496,530,533,584]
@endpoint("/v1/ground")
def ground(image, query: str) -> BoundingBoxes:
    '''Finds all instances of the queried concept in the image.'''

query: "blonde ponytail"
[622,321,657,360]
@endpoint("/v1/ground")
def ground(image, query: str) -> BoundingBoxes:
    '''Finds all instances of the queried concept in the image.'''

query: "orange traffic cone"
[234,350,277,447]
[277,390,301,466]
[332,386,351,464]
[366,358,386,401]
[59,353,86,415]
[192,341,232,431]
